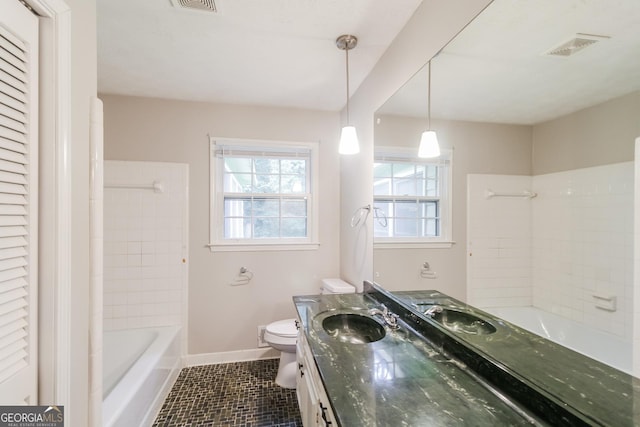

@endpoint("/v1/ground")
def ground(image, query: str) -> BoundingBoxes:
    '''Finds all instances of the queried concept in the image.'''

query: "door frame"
[26,0,73,411]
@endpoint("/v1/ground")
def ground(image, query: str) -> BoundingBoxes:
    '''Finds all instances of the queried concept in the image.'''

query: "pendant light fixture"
[336,34,359,155]
[418,61,440,158]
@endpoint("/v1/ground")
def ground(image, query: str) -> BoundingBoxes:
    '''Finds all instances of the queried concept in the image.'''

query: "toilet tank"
[320,278,355,294]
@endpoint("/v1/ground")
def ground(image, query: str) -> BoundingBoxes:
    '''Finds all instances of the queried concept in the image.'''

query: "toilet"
[264,278,356,388]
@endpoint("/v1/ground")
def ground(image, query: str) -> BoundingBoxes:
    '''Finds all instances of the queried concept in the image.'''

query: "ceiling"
[97,0,423,112]
[377,0,640,125]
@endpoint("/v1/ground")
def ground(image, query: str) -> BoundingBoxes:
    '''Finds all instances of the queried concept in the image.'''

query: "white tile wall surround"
[532,162,634,339]
[468,163,634,339]
[467,174,533,308]
[103,161,188,332]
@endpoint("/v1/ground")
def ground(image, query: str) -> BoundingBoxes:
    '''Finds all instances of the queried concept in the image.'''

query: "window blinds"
[0,25,32,385]
[213,143,311,160]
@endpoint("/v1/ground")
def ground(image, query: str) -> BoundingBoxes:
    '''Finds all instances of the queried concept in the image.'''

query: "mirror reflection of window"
[373,148,452,245]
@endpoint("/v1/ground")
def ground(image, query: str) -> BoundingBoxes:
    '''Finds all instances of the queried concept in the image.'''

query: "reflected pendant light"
[418,61,440,158]
[337,34,360,155]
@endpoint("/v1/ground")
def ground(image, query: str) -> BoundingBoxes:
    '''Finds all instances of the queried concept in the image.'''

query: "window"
[209,138,319,251]
[373,148,452,247]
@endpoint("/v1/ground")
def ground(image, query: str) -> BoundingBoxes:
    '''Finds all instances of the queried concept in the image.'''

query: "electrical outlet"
[257,325,269,348]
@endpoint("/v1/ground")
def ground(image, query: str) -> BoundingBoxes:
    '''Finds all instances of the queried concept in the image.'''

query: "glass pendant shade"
[418,130,440,158]
[339,125,360,155]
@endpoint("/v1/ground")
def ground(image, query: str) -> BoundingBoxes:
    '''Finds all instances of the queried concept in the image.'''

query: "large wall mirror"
[373,0,640,374]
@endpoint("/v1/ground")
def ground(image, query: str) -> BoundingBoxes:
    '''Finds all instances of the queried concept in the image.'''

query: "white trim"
[28,0,72,411]
[374,241,455,249]
[186,348,279,367]
[373,147,454,243]
[209,137,320,249]
[208,243,320,252]
[375,146,452,163]
[181,165,190,358]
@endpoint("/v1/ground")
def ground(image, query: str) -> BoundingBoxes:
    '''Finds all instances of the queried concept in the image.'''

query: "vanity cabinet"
[296,325,337,427]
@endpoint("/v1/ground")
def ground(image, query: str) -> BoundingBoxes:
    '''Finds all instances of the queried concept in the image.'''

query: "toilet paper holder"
[420,262,437,279]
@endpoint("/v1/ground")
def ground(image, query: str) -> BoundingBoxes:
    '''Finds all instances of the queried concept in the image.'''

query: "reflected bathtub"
[486,306,631,374]
[103,326,181,427]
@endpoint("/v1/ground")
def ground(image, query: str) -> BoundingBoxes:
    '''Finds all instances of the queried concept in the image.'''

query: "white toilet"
[264,278,356,388]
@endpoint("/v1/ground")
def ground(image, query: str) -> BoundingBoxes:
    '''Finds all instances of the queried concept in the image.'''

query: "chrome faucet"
[369,304,399,329]
[423,305,443,317]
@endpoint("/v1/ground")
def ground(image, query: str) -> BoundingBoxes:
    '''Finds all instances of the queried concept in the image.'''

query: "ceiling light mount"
[336,35,358,51]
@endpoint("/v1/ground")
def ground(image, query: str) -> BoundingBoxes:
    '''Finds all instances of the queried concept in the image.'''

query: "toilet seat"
[265,318,298,338]
[264,318,298,348]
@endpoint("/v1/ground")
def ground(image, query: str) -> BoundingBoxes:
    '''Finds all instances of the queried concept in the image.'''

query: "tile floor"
[153,359,303,426]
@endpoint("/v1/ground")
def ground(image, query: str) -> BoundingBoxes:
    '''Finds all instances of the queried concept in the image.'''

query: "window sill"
[208,242,320,252]
[374,241,455,250]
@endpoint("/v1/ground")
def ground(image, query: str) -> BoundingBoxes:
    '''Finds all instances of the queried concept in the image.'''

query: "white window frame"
[373,147,453,249]
[208,137,320,252]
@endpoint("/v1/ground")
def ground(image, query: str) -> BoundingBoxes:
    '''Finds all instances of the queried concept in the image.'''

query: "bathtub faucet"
[369,304,399,329]
[423,305,443,318]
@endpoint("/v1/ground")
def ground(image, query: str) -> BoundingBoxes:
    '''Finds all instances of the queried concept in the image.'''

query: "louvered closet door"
[0,0,39,404]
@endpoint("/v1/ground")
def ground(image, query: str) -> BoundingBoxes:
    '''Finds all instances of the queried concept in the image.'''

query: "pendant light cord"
[345,46,350,125]
[427,61,431,130]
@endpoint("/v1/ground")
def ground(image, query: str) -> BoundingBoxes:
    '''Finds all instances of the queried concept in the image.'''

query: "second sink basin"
[426,308,497,335]
[322,313,386,344]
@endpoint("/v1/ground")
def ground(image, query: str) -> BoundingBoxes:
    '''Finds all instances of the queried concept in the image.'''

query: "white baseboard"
[186,348,279,367]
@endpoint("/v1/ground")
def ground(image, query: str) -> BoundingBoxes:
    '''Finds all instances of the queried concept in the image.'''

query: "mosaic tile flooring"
[153,359,303,427]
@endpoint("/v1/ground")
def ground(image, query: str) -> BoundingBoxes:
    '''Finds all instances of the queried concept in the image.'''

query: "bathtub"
[103,326,182,427]
[486,306,632,374]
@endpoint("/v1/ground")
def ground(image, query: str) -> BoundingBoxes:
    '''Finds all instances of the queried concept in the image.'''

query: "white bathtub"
[486,307,632,374]
[103,326,182,427]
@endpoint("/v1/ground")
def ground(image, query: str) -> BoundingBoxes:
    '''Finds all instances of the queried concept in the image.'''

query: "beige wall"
[340,0,494,288]
[101,94,341,355]
[374,115,532,299]
[533,91,640,175]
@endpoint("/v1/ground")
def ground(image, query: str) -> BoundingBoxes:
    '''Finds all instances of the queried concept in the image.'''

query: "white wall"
[341,0,494,289]
[33,0,96,424]
[103,161,188,334]
[633,138,640,377]
[69,8,96,421]
[101,94,341,356]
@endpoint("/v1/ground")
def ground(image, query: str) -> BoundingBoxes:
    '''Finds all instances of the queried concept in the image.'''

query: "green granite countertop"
[293,293,543,426]
[390,290,640,427]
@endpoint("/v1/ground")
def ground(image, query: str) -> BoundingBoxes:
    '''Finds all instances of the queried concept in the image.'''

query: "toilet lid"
[266,318,298,338]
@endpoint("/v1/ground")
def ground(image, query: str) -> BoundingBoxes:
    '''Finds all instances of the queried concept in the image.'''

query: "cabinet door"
[296,324,337,426]
[303,350,321,426]
[297,326,320,426]
[296,338,310,425]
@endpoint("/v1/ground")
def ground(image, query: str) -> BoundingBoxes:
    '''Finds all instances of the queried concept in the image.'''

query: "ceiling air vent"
[545,33,610,57]
[170,0,218,13]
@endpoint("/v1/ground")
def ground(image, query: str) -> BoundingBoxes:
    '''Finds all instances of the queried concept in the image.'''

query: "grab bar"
[484,189,537,199]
